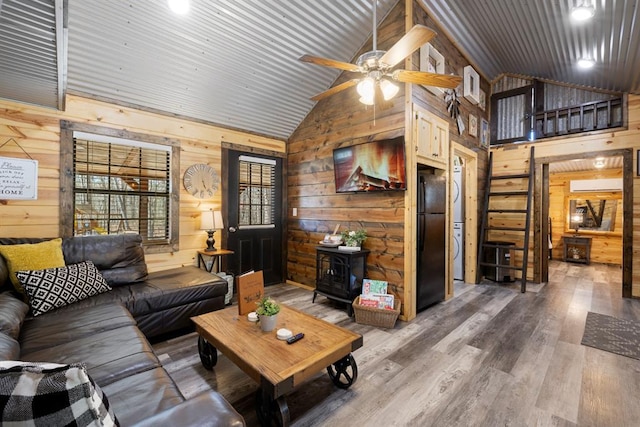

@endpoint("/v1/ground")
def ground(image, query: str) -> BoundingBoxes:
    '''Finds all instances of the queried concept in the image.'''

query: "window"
[238,155,275,228]
[60,122,180,252]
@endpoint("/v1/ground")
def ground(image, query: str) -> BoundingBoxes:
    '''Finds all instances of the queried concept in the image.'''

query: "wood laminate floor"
[153,261,640,426]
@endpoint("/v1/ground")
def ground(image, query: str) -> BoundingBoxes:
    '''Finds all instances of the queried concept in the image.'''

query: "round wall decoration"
[183,163,219,199]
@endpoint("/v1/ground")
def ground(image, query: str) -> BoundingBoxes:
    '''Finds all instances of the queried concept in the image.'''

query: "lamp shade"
[200,210,224,230]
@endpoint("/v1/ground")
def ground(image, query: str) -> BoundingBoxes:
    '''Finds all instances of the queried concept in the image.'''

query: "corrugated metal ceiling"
[65,0,397,140]
[0,0,638,140]
[549,156,623,173]
[423,0,640,94]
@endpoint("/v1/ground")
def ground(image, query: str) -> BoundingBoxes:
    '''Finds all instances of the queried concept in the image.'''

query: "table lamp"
[200,210,224,252]
[570,212,583,234]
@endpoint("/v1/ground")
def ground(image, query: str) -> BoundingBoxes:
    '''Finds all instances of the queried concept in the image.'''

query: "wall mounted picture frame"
[479,89,486,111]
[463,65,480,105]
[0,156,38,200]
[481,119,490,147]
[419,43,445,95]
[469,114,478,137]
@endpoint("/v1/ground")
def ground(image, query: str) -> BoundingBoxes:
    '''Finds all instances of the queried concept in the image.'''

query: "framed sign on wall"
[0,156,38,200]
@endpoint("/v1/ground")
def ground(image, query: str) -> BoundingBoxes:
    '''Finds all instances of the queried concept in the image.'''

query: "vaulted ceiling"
[0,0,638,140]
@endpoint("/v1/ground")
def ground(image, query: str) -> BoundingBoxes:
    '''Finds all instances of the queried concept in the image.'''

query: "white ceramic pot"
[260,314,278,332]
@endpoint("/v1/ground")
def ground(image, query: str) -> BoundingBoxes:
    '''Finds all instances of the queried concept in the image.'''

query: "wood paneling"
[549,169,622,266]
[287,1,491,320]
[287,3,408,313]
[0,95,284,272]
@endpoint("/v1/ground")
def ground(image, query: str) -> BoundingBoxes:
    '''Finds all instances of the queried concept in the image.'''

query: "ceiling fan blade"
[380,25,436,68]
[299,55,361,72]
[311,79,359,101]
[392,70,462,89]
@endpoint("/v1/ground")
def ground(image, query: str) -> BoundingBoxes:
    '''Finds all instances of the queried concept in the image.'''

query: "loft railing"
[534,98,623,139]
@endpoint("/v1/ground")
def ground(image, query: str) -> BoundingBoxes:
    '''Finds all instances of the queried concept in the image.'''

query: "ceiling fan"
[299,0,462,105]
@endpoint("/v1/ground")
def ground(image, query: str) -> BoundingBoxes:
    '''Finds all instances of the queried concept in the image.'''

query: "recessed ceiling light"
[594,158,605,168]
[168,0,190,15]
[577,58,595,69]
[571,5,595,21]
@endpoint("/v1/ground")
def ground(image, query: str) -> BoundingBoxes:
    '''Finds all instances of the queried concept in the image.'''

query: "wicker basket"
[352,295,401,328]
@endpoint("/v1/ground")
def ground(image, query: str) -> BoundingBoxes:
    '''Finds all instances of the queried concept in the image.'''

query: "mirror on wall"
[567,198,618,232]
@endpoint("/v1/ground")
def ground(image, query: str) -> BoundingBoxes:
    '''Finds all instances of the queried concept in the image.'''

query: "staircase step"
[489,191,529,196]
[491,173,530,180]
[487,209,528,214]
[486,226,527,232]
[481,244,526,251]
[478,262,524,270]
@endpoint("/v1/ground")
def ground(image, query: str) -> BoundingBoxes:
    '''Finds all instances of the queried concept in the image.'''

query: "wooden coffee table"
[192,304,363,426]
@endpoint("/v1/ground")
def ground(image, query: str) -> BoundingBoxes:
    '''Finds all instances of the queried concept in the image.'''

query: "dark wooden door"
[224,150,283,285]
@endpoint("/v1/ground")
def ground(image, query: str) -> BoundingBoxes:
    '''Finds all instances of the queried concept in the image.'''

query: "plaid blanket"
[0,361,119,426]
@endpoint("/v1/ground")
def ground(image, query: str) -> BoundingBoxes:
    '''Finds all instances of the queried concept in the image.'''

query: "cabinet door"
[415,110,433,158]
[414,109,449,165]
[433,119,449,164]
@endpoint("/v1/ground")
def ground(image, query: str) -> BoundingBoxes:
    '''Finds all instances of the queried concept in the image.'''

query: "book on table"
[236,270,264,315]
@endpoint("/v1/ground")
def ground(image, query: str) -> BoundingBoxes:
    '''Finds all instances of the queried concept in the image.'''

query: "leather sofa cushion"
[19,302,136,355]
[0,332,20,360]
[101,368,184,426]
[61,234,148,286]
[0,292,29,339]
[0,235,148,289]
[32,267,226,319]
[132,391,246,427]
[20,324,159,387]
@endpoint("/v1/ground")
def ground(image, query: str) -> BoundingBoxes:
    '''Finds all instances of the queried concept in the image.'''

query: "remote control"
[286,333,304,344]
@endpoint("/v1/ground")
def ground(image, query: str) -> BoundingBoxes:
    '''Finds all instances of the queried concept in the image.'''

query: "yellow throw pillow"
[0,238,66,294]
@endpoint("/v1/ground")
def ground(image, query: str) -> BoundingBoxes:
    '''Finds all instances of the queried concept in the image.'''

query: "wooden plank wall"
[287,0,491,320]
[549,169,622,266]
[491,94,640,295]
[0,95,284,272]
[286,3,407,303]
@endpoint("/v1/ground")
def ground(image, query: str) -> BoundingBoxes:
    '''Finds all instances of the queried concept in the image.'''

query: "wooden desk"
[196,249,233,273]
[562,235,592,264]
[192,304,362,425]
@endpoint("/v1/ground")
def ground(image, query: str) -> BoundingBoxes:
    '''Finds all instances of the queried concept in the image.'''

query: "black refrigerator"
[417,170,446,311]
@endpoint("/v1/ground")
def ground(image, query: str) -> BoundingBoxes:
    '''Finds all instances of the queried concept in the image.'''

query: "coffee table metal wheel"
[255,388,290,427]
[198,336,217,370]
[327,353,358,389]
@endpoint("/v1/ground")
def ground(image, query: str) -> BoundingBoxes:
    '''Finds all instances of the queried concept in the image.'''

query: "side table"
[197,249,234,273]
[562,235,592,265]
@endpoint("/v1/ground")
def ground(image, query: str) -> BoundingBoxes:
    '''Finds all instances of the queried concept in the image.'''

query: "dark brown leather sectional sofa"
[0,234,245,426]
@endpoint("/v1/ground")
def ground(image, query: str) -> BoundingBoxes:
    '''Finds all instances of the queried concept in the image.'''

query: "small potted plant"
[255,296,280,332]
[341,228,367,248]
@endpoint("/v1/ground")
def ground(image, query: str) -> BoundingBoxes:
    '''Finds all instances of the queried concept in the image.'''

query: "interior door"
[224,150,283,285]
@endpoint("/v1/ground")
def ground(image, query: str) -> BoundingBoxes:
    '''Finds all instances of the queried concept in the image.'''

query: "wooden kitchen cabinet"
[414,107,449,166]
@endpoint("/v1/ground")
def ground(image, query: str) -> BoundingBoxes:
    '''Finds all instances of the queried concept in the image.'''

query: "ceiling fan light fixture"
[571,5,595,21]
[380,79,399,100]
[357,77,376,98]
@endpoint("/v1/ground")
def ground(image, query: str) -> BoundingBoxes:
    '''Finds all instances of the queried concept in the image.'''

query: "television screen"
[333,136,407,193]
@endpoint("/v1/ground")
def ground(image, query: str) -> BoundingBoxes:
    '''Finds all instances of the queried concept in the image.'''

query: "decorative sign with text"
[0,156,38,200]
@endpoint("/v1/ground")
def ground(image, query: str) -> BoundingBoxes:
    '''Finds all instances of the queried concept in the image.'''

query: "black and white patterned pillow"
[0,361,119,426]
[16,261,112,316]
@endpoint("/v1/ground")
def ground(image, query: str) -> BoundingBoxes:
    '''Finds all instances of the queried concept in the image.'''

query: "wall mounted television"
[333,136,407,193]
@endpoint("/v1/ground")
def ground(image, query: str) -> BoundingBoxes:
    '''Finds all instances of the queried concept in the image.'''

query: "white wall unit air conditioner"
[570,178,623,192]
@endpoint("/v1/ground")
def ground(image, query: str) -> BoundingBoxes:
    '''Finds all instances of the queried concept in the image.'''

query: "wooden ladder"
[477,146,534,292]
